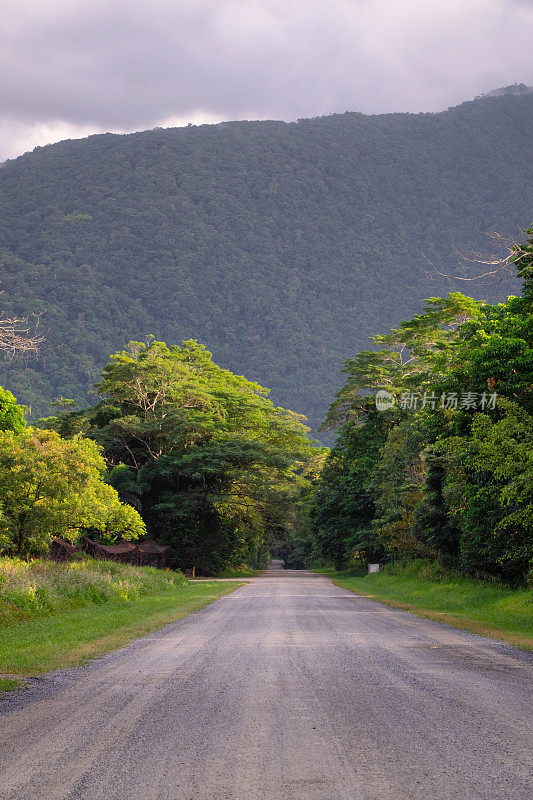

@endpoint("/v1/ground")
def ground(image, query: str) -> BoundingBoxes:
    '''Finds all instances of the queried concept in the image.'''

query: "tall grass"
[0,556,186,625]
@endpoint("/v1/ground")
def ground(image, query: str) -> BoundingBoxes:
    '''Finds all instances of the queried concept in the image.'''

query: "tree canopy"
[0,425,145,557]
[42,339,318,574]
[309,229,533,584]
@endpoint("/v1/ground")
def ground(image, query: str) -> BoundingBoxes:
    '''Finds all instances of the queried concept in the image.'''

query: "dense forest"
[289,230,532,585]
[1,89,532,430]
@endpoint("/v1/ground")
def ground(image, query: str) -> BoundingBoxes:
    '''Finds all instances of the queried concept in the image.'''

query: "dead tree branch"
[0,315,44,359]
[423,229,526,288]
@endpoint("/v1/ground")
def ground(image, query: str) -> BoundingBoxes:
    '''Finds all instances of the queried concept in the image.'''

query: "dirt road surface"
[1,564,531,799]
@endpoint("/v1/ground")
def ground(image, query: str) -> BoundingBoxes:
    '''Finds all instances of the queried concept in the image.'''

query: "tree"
[47,338,317,574]
[369,417,427,560]
[440,400,533,583]
[0,427,145,557]
[0,315,43,358]
[412,449,461,560]
[313,413,388,567]
[0,386,25,433]
[314,292,482,567]
[323,292,483,430]
[312,228,533,582]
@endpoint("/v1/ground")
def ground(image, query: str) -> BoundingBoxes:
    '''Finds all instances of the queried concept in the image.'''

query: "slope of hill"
[0,90,532,428]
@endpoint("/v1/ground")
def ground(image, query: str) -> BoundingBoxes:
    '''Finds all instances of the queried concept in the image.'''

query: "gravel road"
[1,564,532,800]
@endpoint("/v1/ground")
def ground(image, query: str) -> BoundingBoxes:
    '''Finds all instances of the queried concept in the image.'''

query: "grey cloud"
[1,0,532,159]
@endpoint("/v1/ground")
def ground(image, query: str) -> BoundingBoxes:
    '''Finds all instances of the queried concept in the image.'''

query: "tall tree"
[312,228,533,582]
[47,338,317,574]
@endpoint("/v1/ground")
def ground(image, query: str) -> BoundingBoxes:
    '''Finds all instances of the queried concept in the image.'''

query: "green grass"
[0,556,243,689]
[0,582,242,681]
[0,678,23,692]
[316,560,533,649]
[0,555,189,625]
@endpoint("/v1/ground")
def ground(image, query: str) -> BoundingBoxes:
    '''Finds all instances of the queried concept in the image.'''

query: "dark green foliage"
[311,231,533,584]
[276,533,315,570]
[312,413,388,567]
[46,338,317,575]
[1,92,532,428]
[441,400,533,584]
[456,485,505,578]
[412,450,460,559]
[369,418,427,560]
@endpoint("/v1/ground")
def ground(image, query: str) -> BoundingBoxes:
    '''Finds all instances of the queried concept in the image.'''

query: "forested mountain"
[0,89,532,428]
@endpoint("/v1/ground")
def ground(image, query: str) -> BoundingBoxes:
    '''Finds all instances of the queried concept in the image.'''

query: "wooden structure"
[49,536,169,569]
[49,537,79,562]
[81,537,170,568]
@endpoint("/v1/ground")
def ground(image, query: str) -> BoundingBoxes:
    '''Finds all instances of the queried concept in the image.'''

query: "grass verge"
[316,561,533,650]
[0,678,23,692]
[0,555,190,625]
[1,578,242,691]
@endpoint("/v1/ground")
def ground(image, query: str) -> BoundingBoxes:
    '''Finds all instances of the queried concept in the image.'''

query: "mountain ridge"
[0,90,532,430]
[3,85,532,164]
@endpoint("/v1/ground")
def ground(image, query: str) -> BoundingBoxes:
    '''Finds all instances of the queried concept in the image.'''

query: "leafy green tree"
[314,292,481,567]
[324,292,483,430]
[312,228,533,582]
[276,449,328,569]
[440,400,533,583]
[0,386,25,433]
[0,428,145,557]
[447,231,533,413]
[412,449,461,560]
[369,418,427,560]
[50,338,317,574]
[313,413,388,567]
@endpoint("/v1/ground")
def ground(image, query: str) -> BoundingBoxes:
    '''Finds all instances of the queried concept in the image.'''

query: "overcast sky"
[1,0,532,161]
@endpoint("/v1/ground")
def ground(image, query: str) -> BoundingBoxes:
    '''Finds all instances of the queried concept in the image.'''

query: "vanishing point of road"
[1,561,532,800]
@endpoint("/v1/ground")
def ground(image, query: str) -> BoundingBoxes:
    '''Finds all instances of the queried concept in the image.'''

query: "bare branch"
[423,229,526,288]
[0,313,44,359]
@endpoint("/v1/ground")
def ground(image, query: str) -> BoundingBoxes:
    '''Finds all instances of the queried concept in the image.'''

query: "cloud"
[1,0,532,159]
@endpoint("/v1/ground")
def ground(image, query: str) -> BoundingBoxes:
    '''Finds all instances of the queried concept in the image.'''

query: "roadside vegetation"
[0,555,241,686]
[0,555,187,625]
[0,331,311,692]
[217,566,263,578]
[0,388,146,559]
[318,561,533,649]
[277,230,533,644]
[301,230,533,588]
[38,338,319,575]
[0,342,319,575]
